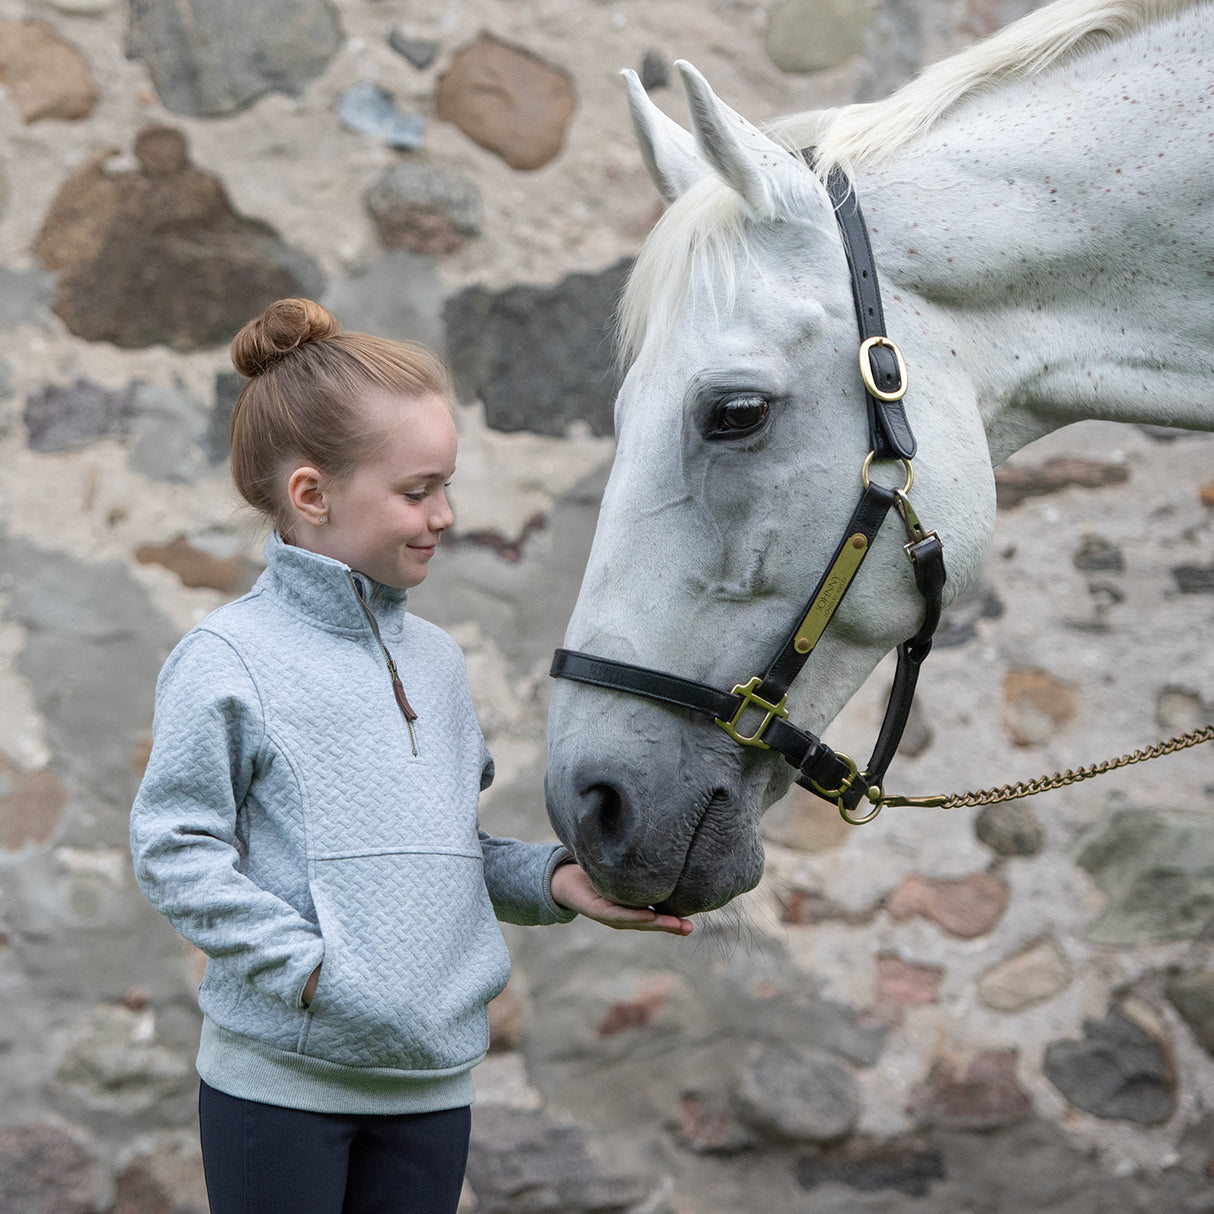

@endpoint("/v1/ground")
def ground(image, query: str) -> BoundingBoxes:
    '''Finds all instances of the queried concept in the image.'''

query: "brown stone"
[0,19,97,123]
[114,1139,208,1214]
[134,535,257,594]
[1002,668,1078,747]
[909,1050,1031,1130]
[873,953,944,1024]
[0,755,69,850]
[437,34,576,170]
[886,871,1010,938]
[760,785,852,852]
[994,457,1129,509]
[0,1123,100,1214]
[977,937,1071,1012]
[34,126,319,350]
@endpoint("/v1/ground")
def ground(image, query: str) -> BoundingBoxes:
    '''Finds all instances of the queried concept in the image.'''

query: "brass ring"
[860,451,914,495]
[859,336,909,402]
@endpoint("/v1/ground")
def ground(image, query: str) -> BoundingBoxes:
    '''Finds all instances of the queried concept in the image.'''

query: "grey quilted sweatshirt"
[130,534,573,1115]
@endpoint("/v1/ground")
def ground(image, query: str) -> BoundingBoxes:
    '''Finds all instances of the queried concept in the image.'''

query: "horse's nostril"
[581,782,628,843]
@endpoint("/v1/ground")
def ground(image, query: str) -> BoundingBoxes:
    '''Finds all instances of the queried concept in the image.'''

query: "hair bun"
[231,298,340,378]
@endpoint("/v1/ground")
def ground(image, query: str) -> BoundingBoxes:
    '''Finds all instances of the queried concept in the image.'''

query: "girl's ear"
[286,465,330,527]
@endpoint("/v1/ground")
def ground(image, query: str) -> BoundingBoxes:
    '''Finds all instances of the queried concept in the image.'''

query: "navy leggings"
[198,1081,471,1214]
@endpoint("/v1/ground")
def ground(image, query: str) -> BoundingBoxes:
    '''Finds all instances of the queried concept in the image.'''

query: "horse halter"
[550,160,947,825]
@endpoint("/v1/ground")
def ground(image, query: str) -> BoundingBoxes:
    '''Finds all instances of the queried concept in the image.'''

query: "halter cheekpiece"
[550,155,947,825]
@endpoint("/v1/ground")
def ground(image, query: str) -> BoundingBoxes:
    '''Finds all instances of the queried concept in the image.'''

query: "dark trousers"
[198,1080,471,1214]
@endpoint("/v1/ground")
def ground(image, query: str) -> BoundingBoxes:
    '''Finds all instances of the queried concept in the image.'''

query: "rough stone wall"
[1,1,1212,1211]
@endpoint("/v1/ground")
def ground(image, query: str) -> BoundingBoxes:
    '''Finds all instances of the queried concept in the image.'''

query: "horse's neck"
[861,10,1214,461]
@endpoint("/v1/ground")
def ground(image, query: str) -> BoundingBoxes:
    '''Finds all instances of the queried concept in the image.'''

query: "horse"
[543,0,1214,917]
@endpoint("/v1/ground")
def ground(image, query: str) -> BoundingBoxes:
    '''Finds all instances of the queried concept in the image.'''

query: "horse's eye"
[705,395,770,440]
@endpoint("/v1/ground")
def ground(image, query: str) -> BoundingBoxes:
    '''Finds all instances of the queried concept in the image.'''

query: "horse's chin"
[578,818,767,918]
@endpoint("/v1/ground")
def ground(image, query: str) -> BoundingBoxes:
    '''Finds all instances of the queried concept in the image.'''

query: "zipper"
[348,573,419,755]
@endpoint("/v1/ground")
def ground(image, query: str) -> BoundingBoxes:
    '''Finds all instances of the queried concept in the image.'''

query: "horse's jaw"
[545,683,772,915]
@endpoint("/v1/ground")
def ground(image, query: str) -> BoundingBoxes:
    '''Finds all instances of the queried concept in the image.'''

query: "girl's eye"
[704,394,770,441]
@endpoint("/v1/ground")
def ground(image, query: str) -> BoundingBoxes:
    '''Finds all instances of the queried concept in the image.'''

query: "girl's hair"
[229,298,450,531]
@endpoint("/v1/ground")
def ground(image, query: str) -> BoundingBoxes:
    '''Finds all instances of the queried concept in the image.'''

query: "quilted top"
[131,533,572,1114]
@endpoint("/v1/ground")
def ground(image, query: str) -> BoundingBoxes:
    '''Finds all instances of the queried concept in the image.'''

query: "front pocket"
[302,852,510,1070]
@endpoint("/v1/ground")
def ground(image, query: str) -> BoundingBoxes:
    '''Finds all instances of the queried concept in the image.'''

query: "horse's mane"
[774,0,1201,180]
[619,0,1202,364]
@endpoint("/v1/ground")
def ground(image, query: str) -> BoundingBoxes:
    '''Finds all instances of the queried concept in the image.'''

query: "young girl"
[130,298,692,1214]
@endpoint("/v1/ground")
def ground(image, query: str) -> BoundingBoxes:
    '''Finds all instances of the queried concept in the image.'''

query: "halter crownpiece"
[551,157,946,824]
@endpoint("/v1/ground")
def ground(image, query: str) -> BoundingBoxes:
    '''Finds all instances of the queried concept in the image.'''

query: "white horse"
[545,0,1214,916]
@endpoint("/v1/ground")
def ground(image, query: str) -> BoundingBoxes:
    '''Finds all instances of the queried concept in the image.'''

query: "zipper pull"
[391,674,419,756]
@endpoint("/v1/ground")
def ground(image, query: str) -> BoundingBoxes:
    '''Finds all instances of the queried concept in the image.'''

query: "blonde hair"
[229,298,450,531]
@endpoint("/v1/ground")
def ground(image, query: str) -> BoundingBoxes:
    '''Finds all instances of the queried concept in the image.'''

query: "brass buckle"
[859,336,909,402]
[715,677,789,749]
[810,753,886,825]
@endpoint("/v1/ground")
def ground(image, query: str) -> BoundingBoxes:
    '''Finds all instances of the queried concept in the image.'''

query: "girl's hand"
[550,862,693,935]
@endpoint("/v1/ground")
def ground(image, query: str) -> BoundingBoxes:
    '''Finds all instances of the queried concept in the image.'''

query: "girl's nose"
[431,490,455,532]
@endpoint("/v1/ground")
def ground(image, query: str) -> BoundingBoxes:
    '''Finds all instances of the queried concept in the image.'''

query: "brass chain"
[877,725,1214,812]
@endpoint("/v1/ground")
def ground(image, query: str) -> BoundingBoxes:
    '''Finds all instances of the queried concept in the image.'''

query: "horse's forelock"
[618,180,759,368]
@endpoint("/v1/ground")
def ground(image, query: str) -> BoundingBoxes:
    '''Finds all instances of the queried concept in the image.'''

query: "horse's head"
[546,64,996,916]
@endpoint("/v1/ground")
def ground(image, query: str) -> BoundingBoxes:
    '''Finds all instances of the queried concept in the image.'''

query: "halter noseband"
[550,158,947,824]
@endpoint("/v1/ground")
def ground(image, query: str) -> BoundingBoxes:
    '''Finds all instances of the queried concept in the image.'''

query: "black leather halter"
[550,161,947,824]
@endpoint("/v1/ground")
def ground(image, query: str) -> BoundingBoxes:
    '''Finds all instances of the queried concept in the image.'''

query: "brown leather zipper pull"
[392,676,418,721]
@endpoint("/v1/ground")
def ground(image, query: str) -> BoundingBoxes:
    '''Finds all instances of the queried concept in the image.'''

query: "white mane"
[619,0,1204,363]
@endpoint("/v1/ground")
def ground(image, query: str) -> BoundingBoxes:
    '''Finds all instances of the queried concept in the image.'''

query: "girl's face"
[290,392,458,589]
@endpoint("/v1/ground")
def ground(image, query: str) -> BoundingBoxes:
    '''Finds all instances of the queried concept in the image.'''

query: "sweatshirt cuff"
[542,845,578,923]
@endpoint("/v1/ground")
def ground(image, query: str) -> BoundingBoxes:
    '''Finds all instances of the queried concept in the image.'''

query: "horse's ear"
[622,69,710,202]
[675,60,806,220]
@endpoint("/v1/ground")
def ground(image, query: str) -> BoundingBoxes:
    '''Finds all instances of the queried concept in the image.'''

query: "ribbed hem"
[196,1019,478,1115]
[543,845,579,923]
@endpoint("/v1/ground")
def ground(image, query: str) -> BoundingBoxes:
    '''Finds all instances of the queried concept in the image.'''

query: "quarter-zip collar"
[261,532,409,639]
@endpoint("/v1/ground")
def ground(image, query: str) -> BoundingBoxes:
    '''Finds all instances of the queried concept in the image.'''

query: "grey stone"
[640,50,668,90]
[1073,533,1125,572]
[444,259,630,437]
[466,1105,657,1214]
[975,800,1045,857]
[853,0,924,103]
[934,577,1003,647]
[388,28,439,70]
[733,1043,859,1143]
[335,82,426,150]
[24,378,137,451]
[0,263,56,329]
[1173,561,1214,593]
[127,381,209,482]
[1166,970,1214,1056]
[126,0,342,117]
[765,0,870,74]
[1075,805,1214,944]
[322,249,445,356]
[1043,1009,1175,1124]
[0,534,180,835]
[365,161,482,255]
[795,1142,946,1198]
[54,1004,190,1114]
[0,1123,101,1214]
[207,371,243,464]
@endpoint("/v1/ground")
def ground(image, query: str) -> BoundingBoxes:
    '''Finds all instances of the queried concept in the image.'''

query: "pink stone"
[873,953,944,1024]
[908,1050,1031,1130]
[0,19,97,123]
[885,872,1009,938]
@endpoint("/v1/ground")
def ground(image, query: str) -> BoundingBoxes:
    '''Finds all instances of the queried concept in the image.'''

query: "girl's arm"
[130,631,324,1008]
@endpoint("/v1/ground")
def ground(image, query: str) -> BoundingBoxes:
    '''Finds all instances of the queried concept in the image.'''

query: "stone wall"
[1,1,1213,1211]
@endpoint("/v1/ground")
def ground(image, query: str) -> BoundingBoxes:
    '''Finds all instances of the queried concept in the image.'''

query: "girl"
[130,298,692,1214]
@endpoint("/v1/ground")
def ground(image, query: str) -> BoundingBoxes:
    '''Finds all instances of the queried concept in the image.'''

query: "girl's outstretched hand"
[550,861,693,936]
